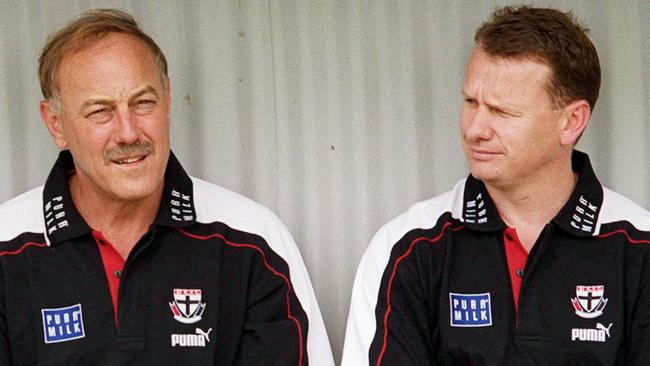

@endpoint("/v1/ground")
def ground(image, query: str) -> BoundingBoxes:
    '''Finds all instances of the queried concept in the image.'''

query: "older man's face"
[44,32,171,204]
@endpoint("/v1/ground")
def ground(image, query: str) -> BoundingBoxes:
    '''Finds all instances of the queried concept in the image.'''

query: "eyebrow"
[462,90,520,114]
[128,85,158,102]
[81,98,114,110]
[79,85,158,110]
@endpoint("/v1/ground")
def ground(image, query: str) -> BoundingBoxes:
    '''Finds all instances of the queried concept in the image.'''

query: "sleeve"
[342,225,443,366]
[0,263,11,366]
[190,179,334,365]
[236,223,334,366]
[237,252,306,366]
[628,251,650,365]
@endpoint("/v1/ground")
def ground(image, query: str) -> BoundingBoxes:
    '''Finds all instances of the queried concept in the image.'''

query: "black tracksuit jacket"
[343,151,650,365]
[0,151,332,365]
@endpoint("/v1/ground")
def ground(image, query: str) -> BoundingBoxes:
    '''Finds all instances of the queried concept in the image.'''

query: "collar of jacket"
[41,150,196,246]
[461,150,603,237]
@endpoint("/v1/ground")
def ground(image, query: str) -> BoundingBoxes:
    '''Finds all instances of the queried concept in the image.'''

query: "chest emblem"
[571,285,608,319]
[449,292,492,327]
[41,303,85,344]
[169,289,206,324]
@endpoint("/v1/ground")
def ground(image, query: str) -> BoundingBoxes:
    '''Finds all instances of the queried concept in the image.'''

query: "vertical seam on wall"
[267,0,281,209]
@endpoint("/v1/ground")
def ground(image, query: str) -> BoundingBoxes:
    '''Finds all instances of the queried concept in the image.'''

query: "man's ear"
[164,78,171,115]
[559,100,591,146]
[40,99,68,150]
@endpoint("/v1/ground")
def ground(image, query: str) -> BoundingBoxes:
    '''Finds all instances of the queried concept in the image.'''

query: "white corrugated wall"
[1,0,648,362]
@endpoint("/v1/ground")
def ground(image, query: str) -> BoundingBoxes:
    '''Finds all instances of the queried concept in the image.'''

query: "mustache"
[103,141,155,164]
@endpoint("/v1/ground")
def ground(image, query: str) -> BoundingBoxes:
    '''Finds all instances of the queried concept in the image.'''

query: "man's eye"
[464,98,477,106]
[136,99,155,107]
[86,108,112,123]
[496,109,516,117]
[133,100,156,113]
[87,108,108,117]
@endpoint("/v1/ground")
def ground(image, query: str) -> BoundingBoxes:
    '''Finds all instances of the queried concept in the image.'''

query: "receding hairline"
[39,8,169,103]
[50,32,168,107]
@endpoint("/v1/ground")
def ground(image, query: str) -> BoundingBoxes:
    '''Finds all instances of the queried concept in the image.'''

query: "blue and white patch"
[449,292,492,327]
[41,304,85,344]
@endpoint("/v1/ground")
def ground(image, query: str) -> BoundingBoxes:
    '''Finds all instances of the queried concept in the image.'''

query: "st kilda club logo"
[571,285,608,319]
[169,289,206,324]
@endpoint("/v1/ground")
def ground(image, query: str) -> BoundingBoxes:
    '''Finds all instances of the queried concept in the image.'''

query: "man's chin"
[469,165,501,183]
[107,181,161,203]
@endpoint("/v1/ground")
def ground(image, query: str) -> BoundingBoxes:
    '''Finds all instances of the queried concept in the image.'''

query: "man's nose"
[114,109,140,144]
[464,106,493,141]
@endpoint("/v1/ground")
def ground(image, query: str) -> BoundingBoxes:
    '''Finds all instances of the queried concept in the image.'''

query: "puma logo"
[195,327,212,342]
[596,322,612,338]
[171,327,213,347]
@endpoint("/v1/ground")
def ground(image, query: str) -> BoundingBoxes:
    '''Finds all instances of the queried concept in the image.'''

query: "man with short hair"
[0,9,334,365]
[342,6,650,365]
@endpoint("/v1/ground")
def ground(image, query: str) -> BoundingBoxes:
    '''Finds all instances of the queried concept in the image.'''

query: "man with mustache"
[0,9,333,365]
[342,6,650,365]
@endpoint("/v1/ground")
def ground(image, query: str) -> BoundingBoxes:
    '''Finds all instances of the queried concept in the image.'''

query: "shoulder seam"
[598,229,650,245]
[0,242,48,257]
